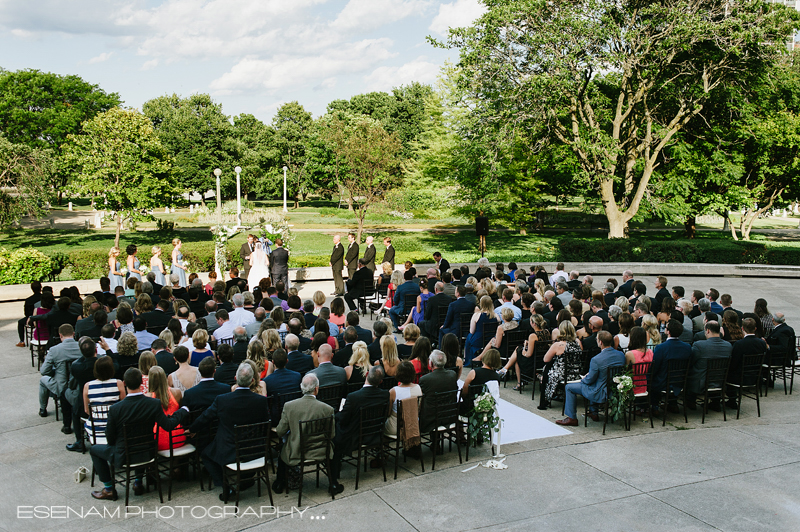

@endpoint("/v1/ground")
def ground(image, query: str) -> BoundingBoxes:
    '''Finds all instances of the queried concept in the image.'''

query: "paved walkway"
[0,277,798,531]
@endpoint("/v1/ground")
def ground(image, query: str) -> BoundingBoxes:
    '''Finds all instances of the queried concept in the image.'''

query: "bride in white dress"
[248,242,270,289]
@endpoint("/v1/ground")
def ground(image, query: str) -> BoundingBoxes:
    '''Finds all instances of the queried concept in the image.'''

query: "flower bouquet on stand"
[468,390,501,449]
[609,371,634,429]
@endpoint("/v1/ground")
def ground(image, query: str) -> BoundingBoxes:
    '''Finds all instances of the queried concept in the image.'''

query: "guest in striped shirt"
[83,356,125,446]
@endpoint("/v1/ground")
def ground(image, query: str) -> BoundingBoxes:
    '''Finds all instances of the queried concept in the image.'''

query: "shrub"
[0,247,53,284]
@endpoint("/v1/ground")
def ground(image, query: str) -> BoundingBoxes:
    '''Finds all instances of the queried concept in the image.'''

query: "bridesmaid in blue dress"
[125,244,142,282]
[107,246,124,291]
[171,238,187,287]
[150,246,166,286]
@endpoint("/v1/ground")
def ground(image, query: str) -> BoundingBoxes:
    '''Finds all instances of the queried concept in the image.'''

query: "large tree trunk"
[114,214,122,248]
[684,216,696,239]
[356,213,364,243]
[607,214,627,239]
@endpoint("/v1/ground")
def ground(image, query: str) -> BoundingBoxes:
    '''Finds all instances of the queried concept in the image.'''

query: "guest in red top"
[625,327,653,395]
[149,366,185,451]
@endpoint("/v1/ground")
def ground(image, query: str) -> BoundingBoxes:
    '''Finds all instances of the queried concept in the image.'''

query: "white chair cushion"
[158,444,196,458]
[436,423,456,431]
[226,457,265,471]
[128,458,155,468]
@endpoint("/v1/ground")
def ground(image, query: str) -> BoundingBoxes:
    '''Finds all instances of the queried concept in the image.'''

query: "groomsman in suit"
[362,236,376,272]
[240,234,256,280]
[344,233,359,280]
[344,259,374,313]
[270,238,290,287]
[330,235,345,296]
[382,237,395,269]
[90,368,189,500]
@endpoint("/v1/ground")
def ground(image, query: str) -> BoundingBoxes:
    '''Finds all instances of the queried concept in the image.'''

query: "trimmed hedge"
[558,239,800,265]
[0,247,53,284]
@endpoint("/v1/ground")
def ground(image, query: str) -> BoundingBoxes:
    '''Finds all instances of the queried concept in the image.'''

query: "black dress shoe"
[271,480,285,494]
[219,488,233,502]
[133,479,144,496]
[91,488,118,501]
[239,479,255,491]
[708,401,721,412]
[329,482,344,495]
[39,409,47,418]
[61,425,73,434]
[725,400,738,410]
[66,442,85,453]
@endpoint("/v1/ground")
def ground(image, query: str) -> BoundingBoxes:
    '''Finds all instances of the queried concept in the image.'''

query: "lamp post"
[234,166,242,228]
[213,168,222,278]
[282,166,288,213]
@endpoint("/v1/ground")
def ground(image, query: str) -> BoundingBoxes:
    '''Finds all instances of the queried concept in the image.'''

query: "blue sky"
[0,0,486,122]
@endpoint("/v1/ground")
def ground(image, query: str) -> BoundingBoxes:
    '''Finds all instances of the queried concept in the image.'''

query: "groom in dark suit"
[270,238,289,287]
[89,368,189,500]
[240,234,256,280]
[382,237,395,269]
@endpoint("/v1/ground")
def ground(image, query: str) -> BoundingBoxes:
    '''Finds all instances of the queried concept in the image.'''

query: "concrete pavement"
[0,275,798,531]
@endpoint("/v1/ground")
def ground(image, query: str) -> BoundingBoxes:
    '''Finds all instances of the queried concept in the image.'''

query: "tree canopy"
[439,0,800,237]
[62,107,177,246]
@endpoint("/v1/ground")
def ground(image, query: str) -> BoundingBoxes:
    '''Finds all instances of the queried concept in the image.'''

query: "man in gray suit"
[203,301,220,334]
[246,307,266,338]
[309,344,347,388]
[687,321,731,409]
[273,374,335,494]
[39,324,83,422]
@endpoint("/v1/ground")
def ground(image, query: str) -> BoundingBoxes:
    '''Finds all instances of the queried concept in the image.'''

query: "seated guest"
[189,329,214,366]
[765,312,796,364]
[89,368,188,501]
[377,336,401,377]
[677,299,695,343]
[687,321,732,410]
[152,338,178,375]
[133,318,158,351]
[214,344,238,386]
[138,351,156,393]
[650,319,692,413]
[368,320,388,363]
[263,349,301,396]
[232,326,249,363]
[346,341,372,384]
[285,333,314,375]
[384,361,422,437]
[330,366,390,495]
[721,310,744,343]
[474,307,518,364]
[189,363,270,501]
[272,374,336,494]
[148,366,185,452]
[558,331,625,426]
[494,288,521,322]
[114,331,141,380]
[397,324,419,360]
[309,344,347,388]
[625,326,653,395]
[536,321,582,410]
[438,284,476,346]
[726,318,769,408]
[332,327,357,367]
[248,307,267,338]
[97,324,118,354]
[439,332,464,379]
[167,346,201,393]
[409,336,432,382]
[418,351,458,433]
[461,348,501,415]
[614,312,634,350]
[231,359,267,396]
[465,296,498,365]
[81,354,124,449]
[389,271,421,329]
[182,356,231,413]
[212,309,235,342]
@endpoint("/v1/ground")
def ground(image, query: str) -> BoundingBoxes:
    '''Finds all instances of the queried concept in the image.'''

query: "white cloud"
[331,0,432,32]
[364,56,440,91]
[88,52,113,64]
[210,39,396,93]
[10,29,36,39]
[141,58,159,70]
[429,0,486,36]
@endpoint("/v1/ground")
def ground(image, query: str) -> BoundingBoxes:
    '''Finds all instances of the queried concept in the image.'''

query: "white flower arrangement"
[120,267,128,276]
[139,265,150,275]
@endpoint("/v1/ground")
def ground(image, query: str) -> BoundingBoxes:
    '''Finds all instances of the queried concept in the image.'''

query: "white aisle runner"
[496,398,573,444]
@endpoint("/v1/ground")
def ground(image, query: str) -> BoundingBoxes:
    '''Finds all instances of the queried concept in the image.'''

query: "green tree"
[438,0,799,238]
[143,94,234,201]
[271,102,314,208]
[0,136,52,225]
[231,113,277,197]
[0,68,121,199]
[321,115,403,241]
[62,108,177,247]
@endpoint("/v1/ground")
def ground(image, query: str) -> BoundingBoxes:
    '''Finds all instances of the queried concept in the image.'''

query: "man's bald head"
[588,316,603,332]
[318,343,333,361]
